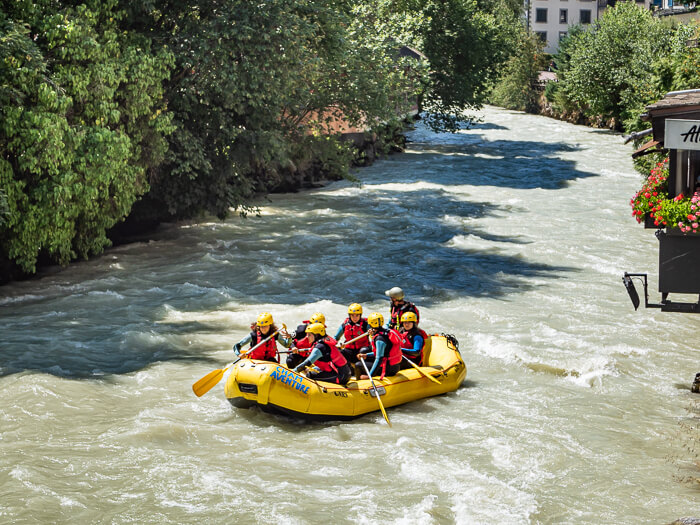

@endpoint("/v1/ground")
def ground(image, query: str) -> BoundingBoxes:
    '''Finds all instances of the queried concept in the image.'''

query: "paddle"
[192,326,284,397]
[359,356,392,427]
[402,355,442,384]
[338,331,370,349]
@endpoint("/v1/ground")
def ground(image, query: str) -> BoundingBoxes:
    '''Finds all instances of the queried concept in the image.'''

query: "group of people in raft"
[232,287,428,385]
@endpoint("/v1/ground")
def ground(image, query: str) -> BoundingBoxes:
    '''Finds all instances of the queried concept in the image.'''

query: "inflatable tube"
[224,335,466,421]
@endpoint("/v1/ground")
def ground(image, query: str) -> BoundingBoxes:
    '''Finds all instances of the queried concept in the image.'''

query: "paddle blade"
[192,368,225,397]
[377,397,392,427]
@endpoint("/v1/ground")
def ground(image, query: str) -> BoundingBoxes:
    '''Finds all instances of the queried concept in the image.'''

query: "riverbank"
[0,118,413,287]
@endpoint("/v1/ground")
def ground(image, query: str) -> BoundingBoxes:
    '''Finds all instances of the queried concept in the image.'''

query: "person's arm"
[402,335,423,358]
[368,339,387,376]
[294,347,323,372]
[334,324,344,341]
[232,333,252,355]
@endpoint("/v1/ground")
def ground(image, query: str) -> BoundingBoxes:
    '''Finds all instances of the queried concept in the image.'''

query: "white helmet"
[384,286,404,300]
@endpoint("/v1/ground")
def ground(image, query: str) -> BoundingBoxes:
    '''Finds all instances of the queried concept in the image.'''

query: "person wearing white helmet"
[385,286,420,330]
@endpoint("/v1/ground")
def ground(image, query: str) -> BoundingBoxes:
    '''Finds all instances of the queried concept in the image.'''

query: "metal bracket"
[623,272,700,313]
[369,386,386,397]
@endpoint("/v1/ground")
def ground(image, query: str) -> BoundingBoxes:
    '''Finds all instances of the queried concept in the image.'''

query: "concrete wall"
[526,0,653,54]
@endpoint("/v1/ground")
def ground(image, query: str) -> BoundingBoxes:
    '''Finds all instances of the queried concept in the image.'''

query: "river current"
[1,106,698,524]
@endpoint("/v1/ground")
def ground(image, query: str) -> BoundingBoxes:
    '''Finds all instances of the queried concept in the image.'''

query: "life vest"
[342,317,369,349]
[371,328,403,378]
[292,323,311,357]
[248,330,279,361]
[400,327,429,364]
[389,302,420,330]
[312,336,347,376]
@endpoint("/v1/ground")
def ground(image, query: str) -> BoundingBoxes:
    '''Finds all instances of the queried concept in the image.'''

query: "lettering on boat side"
[270,366,310,394]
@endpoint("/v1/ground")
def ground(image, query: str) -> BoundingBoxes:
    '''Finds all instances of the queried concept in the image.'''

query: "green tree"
[419,0,520,130]
[0,1,172,273]
[563,2,673,129]
[490,29,547,113]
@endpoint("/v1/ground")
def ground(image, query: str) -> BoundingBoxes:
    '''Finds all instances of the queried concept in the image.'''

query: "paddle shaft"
[359,356,391,427]
[340,331,370,347]
[192,325,286,397]
[238,326,282,358]
[402,355,442,384]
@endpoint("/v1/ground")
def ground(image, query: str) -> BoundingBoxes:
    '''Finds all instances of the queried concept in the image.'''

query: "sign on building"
[664,119,700,150]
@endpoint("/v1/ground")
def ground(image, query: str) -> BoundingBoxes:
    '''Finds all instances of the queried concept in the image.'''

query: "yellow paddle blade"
[192,368,225,397]
[376,396,392,427]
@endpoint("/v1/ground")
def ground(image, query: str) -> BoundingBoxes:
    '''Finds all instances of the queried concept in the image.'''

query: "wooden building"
[625,89,700,312]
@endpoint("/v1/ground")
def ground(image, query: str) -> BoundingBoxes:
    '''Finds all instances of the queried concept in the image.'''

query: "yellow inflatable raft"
[224,335,466,420]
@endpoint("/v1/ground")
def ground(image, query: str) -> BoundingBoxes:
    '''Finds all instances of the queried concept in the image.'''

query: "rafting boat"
[223,334,466,420]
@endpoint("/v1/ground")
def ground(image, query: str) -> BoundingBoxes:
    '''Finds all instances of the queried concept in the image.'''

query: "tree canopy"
[0,0,520,276]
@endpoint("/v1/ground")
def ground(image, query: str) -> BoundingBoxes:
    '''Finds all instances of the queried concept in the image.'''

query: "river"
[1,106,698,524]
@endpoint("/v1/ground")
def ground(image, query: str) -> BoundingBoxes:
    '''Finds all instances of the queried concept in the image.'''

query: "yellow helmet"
[348,303,363,315]
[306,322,326,337]
[367,312,384,328]
[309,312,325,325]
[401,311,417,323]
[257,312,273,327]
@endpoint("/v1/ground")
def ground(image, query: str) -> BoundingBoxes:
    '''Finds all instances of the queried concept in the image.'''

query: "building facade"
[526,0,653,54]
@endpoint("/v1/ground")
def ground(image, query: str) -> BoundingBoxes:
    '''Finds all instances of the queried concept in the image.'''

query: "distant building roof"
[538,71,558,83]
[398,46,427,61]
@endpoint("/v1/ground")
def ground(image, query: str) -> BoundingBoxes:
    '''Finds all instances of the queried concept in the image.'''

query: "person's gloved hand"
[232,343,241,355]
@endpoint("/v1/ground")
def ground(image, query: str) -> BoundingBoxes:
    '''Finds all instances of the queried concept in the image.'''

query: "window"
[536,31,548,44]
[559,9,568,23]
[580,9,591,24]
[536,8,548,23]
[559,31,568,41]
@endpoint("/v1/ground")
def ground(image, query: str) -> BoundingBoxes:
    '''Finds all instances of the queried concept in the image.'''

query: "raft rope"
[441,333,459,350]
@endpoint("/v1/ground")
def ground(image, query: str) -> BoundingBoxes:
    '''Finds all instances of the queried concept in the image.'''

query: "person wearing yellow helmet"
[293,323,351,385]
[398,311,429,368]
[334,303,370,367]
[285,312,326,370]
[232,312,291,362]
[385,286,420,330]
[356,312,403,379]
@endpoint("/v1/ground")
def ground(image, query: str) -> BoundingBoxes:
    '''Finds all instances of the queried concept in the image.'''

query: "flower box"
[658,229,700,294]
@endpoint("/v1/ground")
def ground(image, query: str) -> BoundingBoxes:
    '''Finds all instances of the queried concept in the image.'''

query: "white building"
[526,0,654,54]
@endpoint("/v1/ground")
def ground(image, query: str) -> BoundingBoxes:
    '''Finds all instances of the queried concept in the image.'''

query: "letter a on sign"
[665,119,700,150]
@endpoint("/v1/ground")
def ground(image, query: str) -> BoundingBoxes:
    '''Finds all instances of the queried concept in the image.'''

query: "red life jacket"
[248,330,278,361]
[371,328,403,375]
[313,336,347,374]
[400,327,429,364]
[342,317,369,350]
[389,302,420,330]
[293,335,312,357]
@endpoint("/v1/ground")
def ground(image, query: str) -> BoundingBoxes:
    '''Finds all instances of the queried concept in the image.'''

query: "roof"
[631,139,660,159]
[398,46,427,61]
[645,89,700,113]
[538,71,558,83]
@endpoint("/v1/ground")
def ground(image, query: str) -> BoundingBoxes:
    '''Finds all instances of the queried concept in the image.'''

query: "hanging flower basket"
[631,158,700,234]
